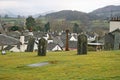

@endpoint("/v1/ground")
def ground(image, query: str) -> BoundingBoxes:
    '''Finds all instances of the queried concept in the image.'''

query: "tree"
[34,19,43,31]
[17,15,22,19]
[4,14,9,18]
[44,22,50,32]
[10,26,19,31]
[73,23,79,33]
[73,23,83,33]
[25,16,36,31]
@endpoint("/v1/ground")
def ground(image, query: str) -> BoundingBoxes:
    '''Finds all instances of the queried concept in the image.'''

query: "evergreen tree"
[4,14,9,18]
[10,26,19,31]
[73,23,79,33]
[44,22,50,32]
[25,16,36,31]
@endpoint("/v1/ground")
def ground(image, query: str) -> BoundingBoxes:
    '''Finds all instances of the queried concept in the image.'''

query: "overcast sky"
[0,0,120,15]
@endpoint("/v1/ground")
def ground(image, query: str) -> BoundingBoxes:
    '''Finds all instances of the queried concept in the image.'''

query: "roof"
[69,41,77,49]
[7,31,21,39]
[0,24,6,34]
[69,36,77,41]
[88,42,104,46]
[111,28,120,33]
[4,45,14,50]
[47,42,58,51]
[53,36,64,47]
[110,17,120,21]
[0,34,21,46]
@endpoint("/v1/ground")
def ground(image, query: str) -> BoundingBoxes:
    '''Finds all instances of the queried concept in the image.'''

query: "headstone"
[38,38,47,56]
[77,33,87,55]
[26,36,35,52]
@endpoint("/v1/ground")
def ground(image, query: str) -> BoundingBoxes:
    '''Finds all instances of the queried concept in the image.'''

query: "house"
[47,43,62,51]
[0,24,6,34]
[68,41,77,50]
[69,35,77,41]
[53,36,64,48]
[109,17,120,32]
[4,45,20,52]
[0,34,21,52]
[104,17,120,50]
[88,42,104,51]
[104,29,120,50]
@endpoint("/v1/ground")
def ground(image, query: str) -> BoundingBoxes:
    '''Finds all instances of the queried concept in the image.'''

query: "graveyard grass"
[0,50,120,80]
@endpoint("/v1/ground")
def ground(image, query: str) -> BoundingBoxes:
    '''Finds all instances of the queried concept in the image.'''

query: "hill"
[45,10,99,21]
[0,9,17,17]
[43,10,108,33]
[0,50,120,80]
[44,5,120,21]
[90,5,120,19]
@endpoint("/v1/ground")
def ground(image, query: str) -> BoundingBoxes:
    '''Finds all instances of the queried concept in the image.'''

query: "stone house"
[104,17,120,50]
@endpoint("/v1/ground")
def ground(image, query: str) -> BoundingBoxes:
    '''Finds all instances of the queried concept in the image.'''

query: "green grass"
[0,50,120,80]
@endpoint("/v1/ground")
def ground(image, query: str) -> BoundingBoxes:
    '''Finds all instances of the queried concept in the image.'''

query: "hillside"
[44,5,120,21]
[90,5,120,18]
[1,5,120,19]
[2,5,119,33]
[45,10,99,21]
[0,51,120,80]
[43,10,108,33]
[0,9,17,17]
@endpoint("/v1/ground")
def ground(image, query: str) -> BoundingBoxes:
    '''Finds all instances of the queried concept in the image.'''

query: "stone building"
[109,17,120,32]
[104,17,120,50]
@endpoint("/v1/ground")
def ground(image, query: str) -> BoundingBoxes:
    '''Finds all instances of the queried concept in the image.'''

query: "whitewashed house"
[47,43,62,51]
[69,35,77,41]
[9,45,20,52]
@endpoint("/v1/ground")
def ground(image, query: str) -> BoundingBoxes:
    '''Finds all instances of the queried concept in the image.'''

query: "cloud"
[0,0,120,15]
[0,0,18,8]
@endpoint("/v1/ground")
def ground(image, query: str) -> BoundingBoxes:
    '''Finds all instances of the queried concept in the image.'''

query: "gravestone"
[38,38,47,56]
[77,33,87,55]
[26,36,35,52]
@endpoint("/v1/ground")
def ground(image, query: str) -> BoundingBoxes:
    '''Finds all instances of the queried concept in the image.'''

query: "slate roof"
[0,34,21,46]
[60,33,71,41]
[47,42,57,51]
[4,45,14,50]
[0,24,5,34]
[111,28,120,34]
[33,31,44,38]
[7,31,21,39]
[53,36,64,47]
[68,41,77,49]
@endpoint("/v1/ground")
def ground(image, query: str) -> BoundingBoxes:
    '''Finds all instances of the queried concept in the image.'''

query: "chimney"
[20,36,25,44]
[20,35,25,52]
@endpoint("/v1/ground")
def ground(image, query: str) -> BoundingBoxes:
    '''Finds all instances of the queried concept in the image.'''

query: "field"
[0,50,120,80]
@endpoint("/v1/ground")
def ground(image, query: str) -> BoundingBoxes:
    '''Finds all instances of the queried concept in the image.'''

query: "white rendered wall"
[52,45,62,51]
[20,36,25,52]
[110,21,120,32]
[20,36,25,44]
